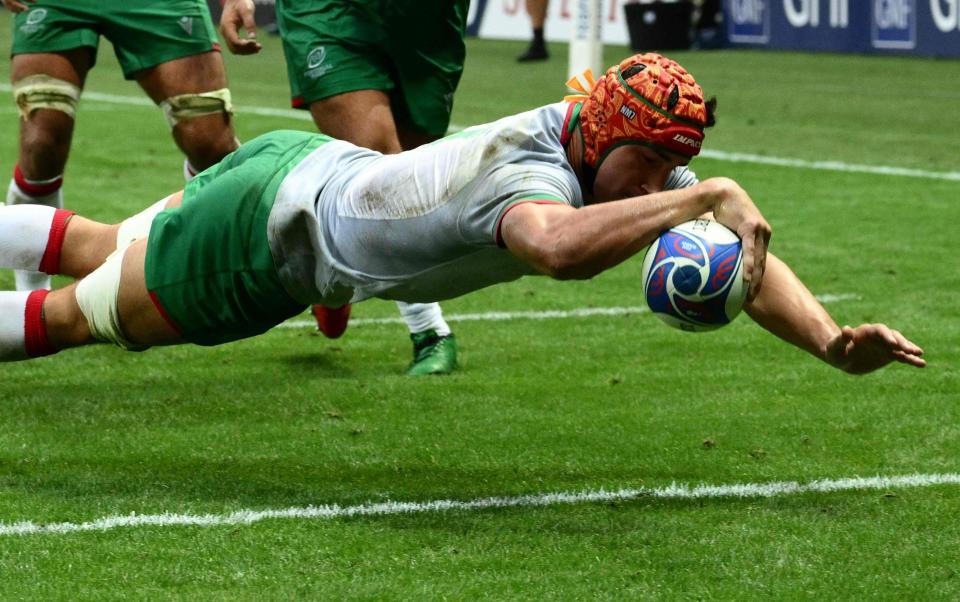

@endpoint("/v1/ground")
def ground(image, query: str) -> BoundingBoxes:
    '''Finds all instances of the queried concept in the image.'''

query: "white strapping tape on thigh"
[75,248,147,351]
[116,197,169,250]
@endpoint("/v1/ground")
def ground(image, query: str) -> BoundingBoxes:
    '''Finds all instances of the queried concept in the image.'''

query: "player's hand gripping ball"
[641,219,748,332]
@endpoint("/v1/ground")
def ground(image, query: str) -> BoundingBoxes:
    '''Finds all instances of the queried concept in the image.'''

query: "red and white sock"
[9,164,63,202]
[0,204,74,274]
[0,290,57,361]
[6,165,65,291]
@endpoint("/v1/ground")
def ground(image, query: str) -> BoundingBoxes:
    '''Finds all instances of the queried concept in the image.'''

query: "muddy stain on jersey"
[341,115,535,220]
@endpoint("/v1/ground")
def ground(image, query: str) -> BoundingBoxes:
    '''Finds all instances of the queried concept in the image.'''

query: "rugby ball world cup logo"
[872,0,916,48]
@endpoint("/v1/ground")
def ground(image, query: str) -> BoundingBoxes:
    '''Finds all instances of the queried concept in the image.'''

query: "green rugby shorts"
[144,130,331,347]
[276,0,468,137]
[11,0,219,79]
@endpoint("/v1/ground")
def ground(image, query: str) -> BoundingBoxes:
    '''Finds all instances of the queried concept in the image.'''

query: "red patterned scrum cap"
[564,53,710,168]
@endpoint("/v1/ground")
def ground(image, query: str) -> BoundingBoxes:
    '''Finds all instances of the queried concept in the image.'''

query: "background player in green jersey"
[3,0,239,290]
[219,0,468,376]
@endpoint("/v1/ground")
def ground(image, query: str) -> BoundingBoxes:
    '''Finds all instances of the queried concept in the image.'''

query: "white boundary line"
[699,149,960,182]
[3,472,958,536]
[2,83,957,181]
[277,293,859,330]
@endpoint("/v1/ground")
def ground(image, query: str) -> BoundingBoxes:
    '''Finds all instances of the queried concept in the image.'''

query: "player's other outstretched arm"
[745,253,925,374]
[501,177,770,296]
[220,0,262,55]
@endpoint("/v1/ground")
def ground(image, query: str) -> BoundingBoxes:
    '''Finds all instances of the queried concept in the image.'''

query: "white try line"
[277,293,859,330]
[3,472,958,537]
[2,84,957,182]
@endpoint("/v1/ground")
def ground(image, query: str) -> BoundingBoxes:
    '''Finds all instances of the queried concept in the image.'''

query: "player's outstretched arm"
[220,0,262,55]
[745,252,925,374]
[501,177,770,296]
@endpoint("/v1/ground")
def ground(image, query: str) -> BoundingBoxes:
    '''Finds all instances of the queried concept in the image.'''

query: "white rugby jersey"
[267,102,699,306]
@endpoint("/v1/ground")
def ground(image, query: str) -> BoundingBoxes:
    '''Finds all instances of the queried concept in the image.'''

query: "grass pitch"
[1,17,959,599]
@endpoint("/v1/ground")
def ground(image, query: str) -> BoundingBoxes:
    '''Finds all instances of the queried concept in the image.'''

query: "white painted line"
[2,83,955,181]
[2,472,957,536]
[278,293,859,330]
[699,149,960,182]
[0,83,314,121]
[280,304,649,329]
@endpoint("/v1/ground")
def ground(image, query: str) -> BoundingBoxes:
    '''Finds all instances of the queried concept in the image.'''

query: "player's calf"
[174,115,240,172]
[42,285,95,351]
[13,75,79,178]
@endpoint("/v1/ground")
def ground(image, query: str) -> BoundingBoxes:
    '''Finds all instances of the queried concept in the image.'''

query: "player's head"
[563,53,716,201]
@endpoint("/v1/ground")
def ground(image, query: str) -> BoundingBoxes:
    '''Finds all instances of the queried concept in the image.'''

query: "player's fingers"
[891,329,923,355]
[840,325,856,356]
[222,33,260,55]
[220,9,260,55]
[242,12,258,38]
[219,18,243,52]
[892,349,927,368]
[235,39,263,55]
[872,325,898,348]
[876,325,906,353]
[752,229,768,298]
[739,228,756,296]
[907,355,927,367]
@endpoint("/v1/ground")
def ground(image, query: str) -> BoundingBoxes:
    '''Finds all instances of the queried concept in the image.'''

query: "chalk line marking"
[0,84,314,121]
[277,293,858,330]
[3,472,958,536]
[699,149,960,182]
[2,83,956,182]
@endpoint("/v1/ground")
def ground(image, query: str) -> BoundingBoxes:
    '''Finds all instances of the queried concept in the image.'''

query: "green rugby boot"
[407,330,458,376]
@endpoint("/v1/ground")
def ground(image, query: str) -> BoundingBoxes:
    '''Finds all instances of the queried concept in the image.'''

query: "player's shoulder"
[497,102,569,136]
[453,102,568,145]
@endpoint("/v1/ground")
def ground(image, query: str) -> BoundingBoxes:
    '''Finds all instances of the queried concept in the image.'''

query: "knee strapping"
[159,88,233,127]
[75,248,147,351]
[12,74,81,120]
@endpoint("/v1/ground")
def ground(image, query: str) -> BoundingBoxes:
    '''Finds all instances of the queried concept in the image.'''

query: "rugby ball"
[640,219,747,332]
